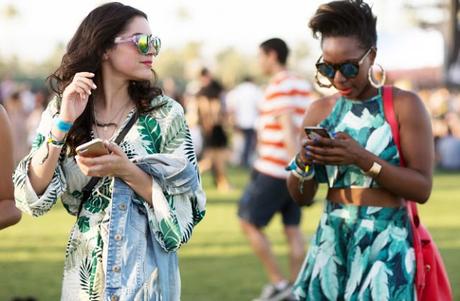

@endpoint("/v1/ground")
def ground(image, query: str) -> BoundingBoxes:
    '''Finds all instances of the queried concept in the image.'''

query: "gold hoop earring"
[315,71,332,88]
[368,63,386,88]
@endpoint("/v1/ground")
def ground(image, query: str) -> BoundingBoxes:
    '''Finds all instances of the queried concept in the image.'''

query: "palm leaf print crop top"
[314,88,400,188]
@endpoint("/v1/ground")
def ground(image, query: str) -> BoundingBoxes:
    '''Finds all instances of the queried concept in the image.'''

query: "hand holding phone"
[304,126,332,140]
[76,138,109,157]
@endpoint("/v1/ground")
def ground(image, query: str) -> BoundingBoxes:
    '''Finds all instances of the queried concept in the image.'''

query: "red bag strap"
[382,85,419,213]
[382,85,425,288]
[383,86,405,165]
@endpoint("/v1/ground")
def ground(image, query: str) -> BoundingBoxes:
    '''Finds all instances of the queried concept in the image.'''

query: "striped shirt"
[254,71,312,179]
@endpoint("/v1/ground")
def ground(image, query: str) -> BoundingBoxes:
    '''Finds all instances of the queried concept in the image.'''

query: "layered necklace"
[93,101,135,139]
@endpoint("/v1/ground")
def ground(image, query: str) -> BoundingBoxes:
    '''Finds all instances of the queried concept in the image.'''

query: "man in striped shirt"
[238,38,313,301]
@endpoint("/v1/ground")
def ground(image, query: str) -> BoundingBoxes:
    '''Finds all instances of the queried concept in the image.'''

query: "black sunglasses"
[315,48,373,79]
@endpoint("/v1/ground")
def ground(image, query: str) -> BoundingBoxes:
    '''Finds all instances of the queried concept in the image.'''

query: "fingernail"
[306,151,311,158]
[331,132,336,138]
[93,84,97,89]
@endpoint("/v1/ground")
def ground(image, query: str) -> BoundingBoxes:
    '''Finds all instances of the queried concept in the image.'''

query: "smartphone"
[76,138,109,157]
[304,126,332,140]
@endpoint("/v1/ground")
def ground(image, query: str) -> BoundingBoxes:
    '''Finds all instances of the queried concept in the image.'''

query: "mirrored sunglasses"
[114,34,161,56]
[315,48,372,79]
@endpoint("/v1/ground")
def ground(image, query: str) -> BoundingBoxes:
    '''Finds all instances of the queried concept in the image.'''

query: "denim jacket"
[104,154,201,300]
[13,95,206,300]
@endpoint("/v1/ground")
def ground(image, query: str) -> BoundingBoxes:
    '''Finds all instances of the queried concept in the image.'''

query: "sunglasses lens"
[136,35,149,54]
[151,36,161,55]
[340,63,359,78]
[317,63,335,79]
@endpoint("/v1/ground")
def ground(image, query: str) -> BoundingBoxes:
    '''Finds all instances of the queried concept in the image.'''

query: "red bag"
[382,85,453,301]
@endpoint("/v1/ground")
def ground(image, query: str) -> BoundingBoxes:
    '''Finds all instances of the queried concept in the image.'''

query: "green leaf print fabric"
[316,92,400,188]
[293,201,415,301]
[12,95,206,300]
[294,91,414,300]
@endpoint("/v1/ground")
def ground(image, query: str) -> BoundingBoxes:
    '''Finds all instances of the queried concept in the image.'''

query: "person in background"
[238,38,313,301]
[0,73,16,106]
[3,91,29,164]
[162,77,185,108]
[26,88,50,146]
[226,76,263,167]
[437,112,460,170]
[196,67,231,191]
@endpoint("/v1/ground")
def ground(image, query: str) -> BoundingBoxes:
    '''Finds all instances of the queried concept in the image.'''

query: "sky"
[0,0,445,69]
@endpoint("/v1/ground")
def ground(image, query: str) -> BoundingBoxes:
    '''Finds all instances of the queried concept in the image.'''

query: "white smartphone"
[304,126,332,140]
[76,138,109,157]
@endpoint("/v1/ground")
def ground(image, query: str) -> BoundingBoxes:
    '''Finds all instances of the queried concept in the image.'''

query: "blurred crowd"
[1,72,460,187]
[418,87,460,170]
[0,75,50,165]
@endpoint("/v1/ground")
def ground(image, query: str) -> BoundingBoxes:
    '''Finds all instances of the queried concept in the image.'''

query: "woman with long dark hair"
[13,2,205,300]
[287,1,435,300]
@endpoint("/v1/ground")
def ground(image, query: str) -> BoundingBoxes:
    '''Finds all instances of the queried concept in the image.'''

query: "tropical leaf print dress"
[13,95,206,300]
[292,91,415,301]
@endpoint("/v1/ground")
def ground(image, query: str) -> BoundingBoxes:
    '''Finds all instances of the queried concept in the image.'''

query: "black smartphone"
[304,126,332,140]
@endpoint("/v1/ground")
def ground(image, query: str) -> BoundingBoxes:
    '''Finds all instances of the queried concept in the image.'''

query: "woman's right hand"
[59,72,97,122]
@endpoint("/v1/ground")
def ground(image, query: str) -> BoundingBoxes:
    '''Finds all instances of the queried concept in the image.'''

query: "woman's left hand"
[305,132,366,166]
[75,141,132,178]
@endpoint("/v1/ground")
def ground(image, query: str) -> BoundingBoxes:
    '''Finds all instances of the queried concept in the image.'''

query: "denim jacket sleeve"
[133,101,206,252]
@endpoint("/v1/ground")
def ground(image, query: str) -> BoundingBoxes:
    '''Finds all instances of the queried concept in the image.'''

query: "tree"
[215,47,255,88]
[445,0,460,86]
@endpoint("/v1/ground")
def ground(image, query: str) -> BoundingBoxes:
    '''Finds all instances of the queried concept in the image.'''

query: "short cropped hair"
[309,0,377,49]
[260,38,289,65]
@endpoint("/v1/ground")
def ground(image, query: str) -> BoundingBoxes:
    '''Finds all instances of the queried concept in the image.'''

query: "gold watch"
[364,162,382,177]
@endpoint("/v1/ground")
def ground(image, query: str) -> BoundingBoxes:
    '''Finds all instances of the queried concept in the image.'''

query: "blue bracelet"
[54,117,73,133]
[286,155,314,176]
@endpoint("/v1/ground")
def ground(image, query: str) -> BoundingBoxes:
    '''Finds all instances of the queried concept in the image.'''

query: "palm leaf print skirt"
[293,200,415,301]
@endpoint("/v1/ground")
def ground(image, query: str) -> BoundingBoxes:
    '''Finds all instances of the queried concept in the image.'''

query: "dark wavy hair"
[309,0,377,49]
[48,2,162,155]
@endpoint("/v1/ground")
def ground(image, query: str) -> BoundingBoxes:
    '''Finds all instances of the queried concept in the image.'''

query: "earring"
[368,63,386,88]
[315,71,332,88]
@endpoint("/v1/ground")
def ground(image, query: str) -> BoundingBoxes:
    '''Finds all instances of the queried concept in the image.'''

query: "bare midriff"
[327,187,404,208]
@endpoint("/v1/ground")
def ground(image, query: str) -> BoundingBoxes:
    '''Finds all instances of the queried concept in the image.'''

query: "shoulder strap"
[382,85,405,166]
[78,110,139,215]
[382,86,421,217]
[383,84,425,287]
[114,110,138,144]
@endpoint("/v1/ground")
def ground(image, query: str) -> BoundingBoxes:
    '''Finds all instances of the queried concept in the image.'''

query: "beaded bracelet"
[295,153,307,170]
[39,130,66,165]
[47,131,65,148]
[54,117,73,133]
[290,168,315,180]
[286,155,315,194]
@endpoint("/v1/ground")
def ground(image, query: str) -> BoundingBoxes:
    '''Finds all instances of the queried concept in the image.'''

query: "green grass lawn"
[0,168,458,300]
